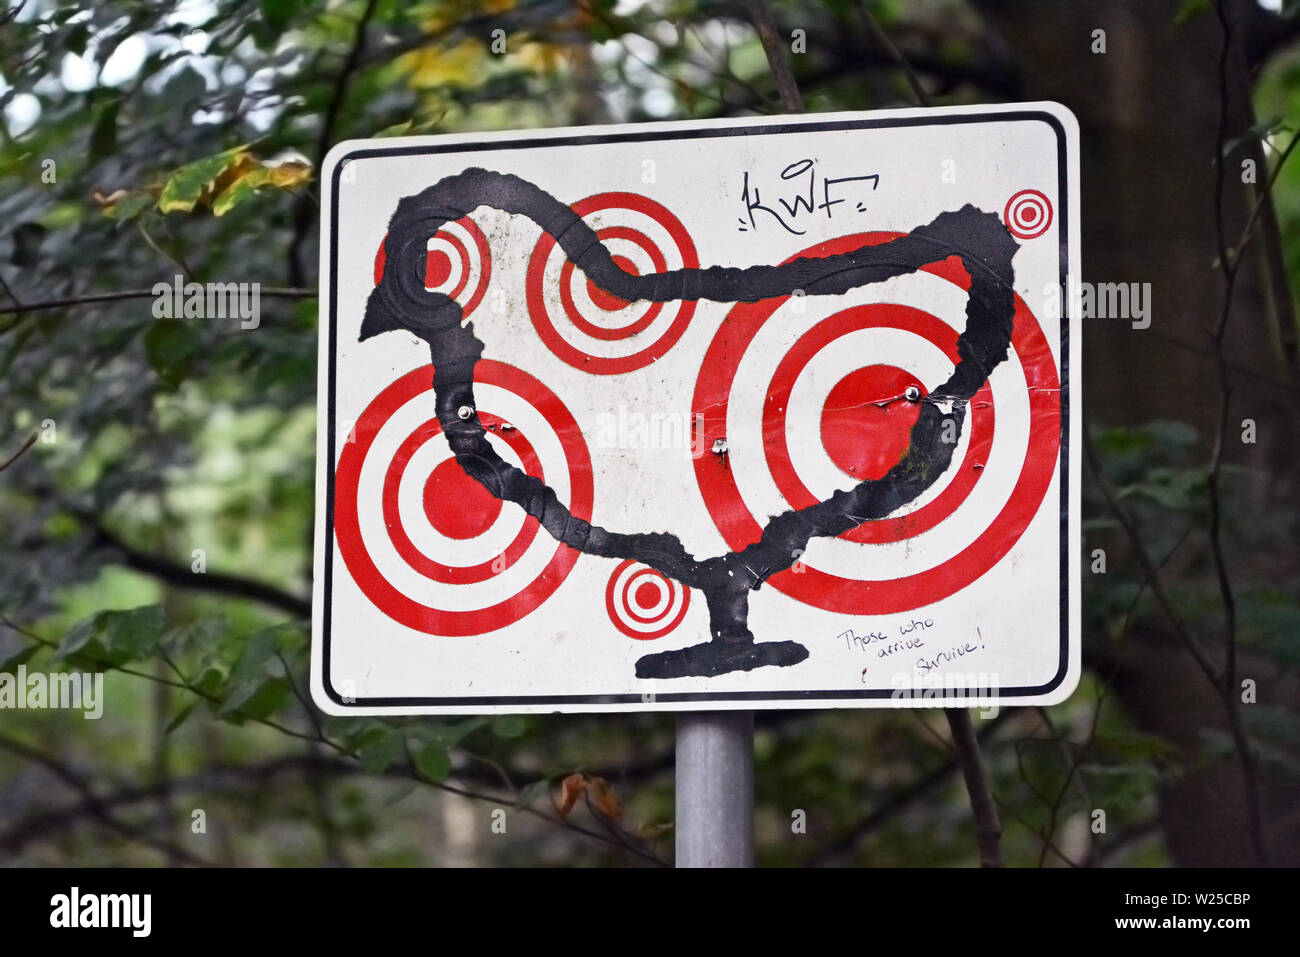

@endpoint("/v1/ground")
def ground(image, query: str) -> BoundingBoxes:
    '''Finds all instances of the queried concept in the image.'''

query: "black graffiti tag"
[360,167,1019,679]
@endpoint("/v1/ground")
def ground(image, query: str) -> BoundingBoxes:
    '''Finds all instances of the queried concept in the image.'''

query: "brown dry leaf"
[92,188,129,207]
[557,773,587,818]
[586,776,623,822]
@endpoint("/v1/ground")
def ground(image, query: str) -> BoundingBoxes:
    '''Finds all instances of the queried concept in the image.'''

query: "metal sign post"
[676,711,754,867]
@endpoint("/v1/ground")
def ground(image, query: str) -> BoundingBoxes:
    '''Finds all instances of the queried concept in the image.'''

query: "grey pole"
[675,711,754,867]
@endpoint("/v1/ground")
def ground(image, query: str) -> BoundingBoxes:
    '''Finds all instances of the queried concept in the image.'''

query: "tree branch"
[89,522,311,618]
[0,287,313,316]
[945,709,1004,867]
[288,0,382,287]
[744,0,804,112]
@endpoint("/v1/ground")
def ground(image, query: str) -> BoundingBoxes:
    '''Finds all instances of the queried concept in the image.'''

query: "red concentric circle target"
[381,412,544,585]
[1003,189,1053,241]
[558,226,668,340]
[763,303,995,545]
[604,559,691,640]
[373,214,492,317]
[527,192,698,375]
[335,361,593,635]
[692,231,1061,616]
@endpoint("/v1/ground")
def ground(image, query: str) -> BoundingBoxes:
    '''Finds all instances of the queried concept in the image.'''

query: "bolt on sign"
[312,103,1082,714]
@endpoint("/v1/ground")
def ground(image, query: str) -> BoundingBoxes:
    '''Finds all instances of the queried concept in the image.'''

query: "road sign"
[312,103,1081,714]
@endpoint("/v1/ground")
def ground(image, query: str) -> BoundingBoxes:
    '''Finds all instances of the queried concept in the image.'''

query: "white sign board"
[312,104,1081,714]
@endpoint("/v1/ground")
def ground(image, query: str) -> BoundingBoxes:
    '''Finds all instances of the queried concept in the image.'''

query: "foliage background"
[1,0,1297,866]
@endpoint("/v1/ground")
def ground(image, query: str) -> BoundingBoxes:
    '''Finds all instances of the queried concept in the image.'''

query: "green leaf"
[89,102,119,163]
[383,780,419,807]
[412,717,487,750]
[210,159,312,216]
[227,622,305,684]
[1240,594,1300,668]
[164,700,199,734]
[1128,467,1205,511]
[260,0,301,32]
[492,714,527,739]
[102,192,154,221]
[359,728,407,774]
[1173,0,1209,25]
[10,222,47,267]
[216,675,292,721]
[413,743,451,782]
[0,645,39,676]
[55,605,166,668]
[157,145,251,214]
[143,319,202,389]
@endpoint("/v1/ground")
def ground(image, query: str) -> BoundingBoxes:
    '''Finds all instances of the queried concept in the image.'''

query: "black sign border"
[320,109,1074,709]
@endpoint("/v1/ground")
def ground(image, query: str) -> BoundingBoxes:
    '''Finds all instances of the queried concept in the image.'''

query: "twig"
[2,614,667,865]
[288,0,381,287]
[945,709,1004,867]
[811,710,1009,864]
[744,0,804,113]
[90,520,311,618]
[0,286,313,316]
[1210,0,1268,865]
[0,731,215,866]
[0,432,37,473]
[854,0,933,107]
[0,271,24,308]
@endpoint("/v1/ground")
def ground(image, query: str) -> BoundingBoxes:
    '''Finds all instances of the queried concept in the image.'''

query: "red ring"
[527,192,698,375]
[558,225,667,340]
[604,559,691,640]
[373,215,492,317]
[620,568,670,623]
[1004,189,1053,241]
[763,303,994,545]
[434,230,472,302]
[382,412,543,585]
[691,231,1060,615]
[335,361,593,635]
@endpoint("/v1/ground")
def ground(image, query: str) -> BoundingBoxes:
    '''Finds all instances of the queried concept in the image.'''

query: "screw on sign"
[313,104,1082,714]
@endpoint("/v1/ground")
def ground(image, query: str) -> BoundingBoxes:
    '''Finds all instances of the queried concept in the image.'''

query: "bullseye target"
[1003,189,1053,240]
[373,214,492,317]
[604,560,691,640]
[334,360,593,635]
[692,232,1061,616]
[526,192,698,374]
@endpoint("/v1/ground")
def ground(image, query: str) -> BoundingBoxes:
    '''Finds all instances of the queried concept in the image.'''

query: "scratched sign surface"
[311,104,1081,714]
